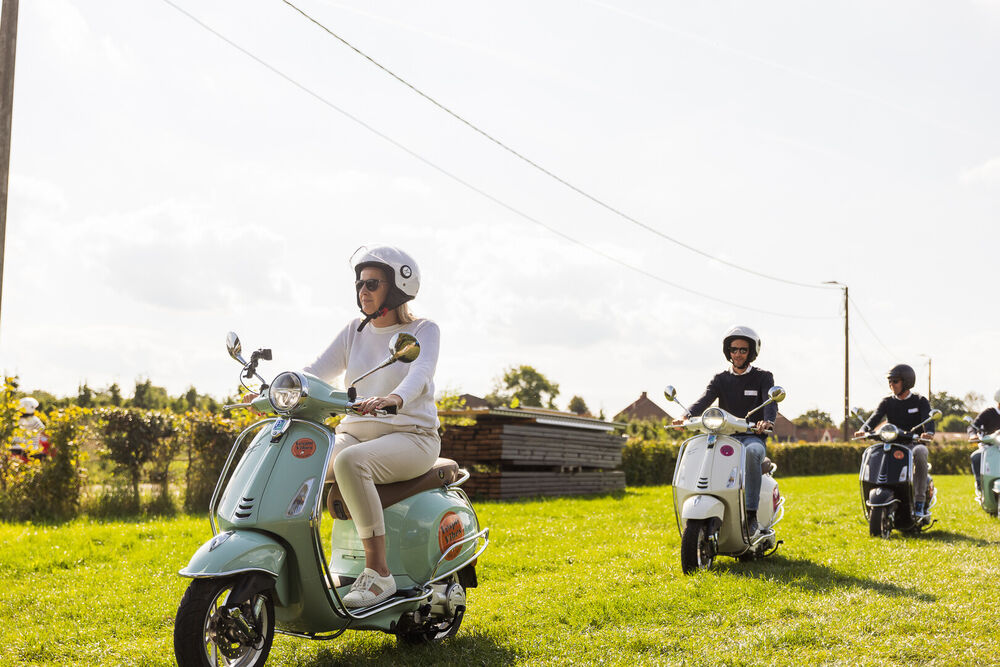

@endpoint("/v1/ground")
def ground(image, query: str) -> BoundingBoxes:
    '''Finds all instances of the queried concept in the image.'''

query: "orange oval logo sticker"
[438,511,465,560]
[291,438,316,459]
[893,450,905,460]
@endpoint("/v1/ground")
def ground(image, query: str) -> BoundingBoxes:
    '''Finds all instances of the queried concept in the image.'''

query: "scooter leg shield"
[681,495,725,523]
[179,530,290,605]
[868,487,895,507]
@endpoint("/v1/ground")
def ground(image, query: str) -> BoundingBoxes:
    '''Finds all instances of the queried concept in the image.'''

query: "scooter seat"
[327,457,462,521]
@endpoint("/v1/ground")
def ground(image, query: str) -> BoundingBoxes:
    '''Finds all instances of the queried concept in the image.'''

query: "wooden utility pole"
[0,0,20,336]
[825,281,849,441]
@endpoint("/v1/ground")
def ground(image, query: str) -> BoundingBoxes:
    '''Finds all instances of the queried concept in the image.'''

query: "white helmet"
[722,325,761,364]
[994,388,1000,404]
[350,245,421,330]
[19,397,39,415]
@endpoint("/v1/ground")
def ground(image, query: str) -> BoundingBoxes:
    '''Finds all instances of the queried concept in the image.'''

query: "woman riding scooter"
[304,245,441,608]
[244,245,440,608]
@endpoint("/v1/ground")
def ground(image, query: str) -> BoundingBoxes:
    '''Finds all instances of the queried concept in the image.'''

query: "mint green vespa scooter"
[966,417,1000,516]
[173,332,488,666]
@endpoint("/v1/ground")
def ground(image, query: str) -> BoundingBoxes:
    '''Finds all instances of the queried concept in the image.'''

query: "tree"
[109,383,123,407]
[77,383,94,409]
[964,391,987,415]
[130,378,169,410]
[930,391,966,417]
[486,365,560,409]
[567,395,590,416]
[792,409,834,429]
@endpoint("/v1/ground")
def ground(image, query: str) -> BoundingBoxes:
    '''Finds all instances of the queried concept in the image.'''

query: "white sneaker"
[343,568,396,608]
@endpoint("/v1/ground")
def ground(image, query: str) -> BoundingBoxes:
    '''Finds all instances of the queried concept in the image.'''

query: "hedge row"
[621,437,978,486]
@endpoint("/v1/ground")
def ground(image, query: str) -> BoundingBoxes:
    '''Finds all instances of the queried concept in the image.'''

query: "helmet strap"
[357,306,389,332]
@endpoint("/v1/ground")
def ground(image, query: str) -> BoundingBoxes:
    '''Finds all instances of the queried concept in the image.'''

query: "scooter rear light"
[898,468,908,482]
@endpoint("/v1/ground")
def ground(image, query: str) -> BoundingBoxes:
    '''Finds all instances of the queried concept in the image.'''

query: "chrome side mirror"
[768,386,786,403]
[226,332,245,363]
[663,386,677,402]
[850,406,865,417]
[389,333,420,364]
[930,409,942,421]
[963,415,973,424]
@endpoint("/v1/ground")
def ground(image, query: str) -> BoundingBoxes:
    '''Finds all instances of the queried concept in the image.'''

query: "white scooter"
[664,386,787,574]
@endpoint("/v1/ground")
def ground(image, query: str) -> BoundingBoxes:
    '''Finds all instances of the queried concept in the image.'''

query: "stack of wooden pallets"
[439,408,626,499]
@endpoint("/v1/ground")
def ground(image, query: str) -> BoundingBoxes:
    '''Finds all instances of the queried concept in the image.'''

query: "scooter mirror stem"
[663,386,693,419]
[350,335,422,387]
[907,409,943,435]
[744,386,786,421]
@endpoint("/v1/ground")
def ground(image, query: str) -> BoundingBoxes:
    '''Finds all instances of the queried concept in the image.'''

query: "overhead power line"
[279,0,834,292]
[157,0,835,321]
[848,295,897,360]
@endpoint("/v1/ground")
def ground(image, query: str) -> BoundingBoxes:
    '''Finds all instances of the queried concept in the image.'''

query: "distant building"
[457,393,491,409]
[615,391,672,422]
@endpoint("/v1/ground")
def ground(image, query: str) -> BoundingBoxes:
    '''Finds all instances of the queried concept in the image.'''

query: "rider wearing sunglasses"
[673,325,777,537]
[855,364,934,517]
[303,245,441,608]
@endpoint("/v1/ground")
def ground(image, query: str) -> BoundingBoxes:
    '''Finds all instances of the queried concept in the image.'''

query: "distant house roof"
[458,393,490,409]
[615,391,671,422]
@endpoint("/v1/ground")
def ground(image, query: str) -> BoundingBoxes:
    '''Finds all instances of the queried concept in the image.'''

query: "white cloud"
[960,157,1000,184]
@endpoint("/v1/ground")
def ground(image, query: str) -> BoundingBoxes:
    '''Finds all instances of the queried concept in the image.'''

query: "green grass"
[1,475,999,666]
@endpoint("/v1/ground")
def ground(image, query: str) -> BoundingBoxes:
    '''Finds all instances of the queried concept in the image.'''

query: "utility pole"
[920,354,932,400]
[0,0,20,337]
[825,281,849,441]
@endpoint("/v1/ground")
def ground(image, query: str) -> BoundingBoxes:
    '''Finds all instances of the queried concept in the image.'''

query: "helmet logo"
[400,265,412,279]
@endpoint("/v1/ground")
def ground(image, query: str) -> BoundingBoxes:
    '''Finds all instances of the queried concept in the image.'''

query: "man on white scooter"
[673,326,776,538]
[968,389,1000,496]
[854,364,935,518]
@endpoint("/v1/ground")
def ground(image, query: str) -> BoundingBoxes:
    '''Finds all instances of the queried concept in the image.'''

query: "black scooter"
[855,409,941,538]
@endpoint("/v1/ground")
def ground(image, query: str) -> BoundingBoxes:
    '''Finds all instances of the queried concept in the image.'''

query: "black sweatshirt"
[687,366,778,423]
[968,407,1000,436]
[863,393,934,434]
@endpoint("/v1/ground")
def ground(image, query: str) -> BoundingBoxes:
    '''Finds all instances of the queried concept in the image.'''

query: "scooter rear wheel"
[869,506,893,539]
[680,519,715,574]
[174,577,275,667]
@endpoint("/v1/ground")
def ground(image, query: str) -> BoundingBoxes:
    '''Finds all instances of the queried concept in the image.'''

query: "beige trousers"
[327,420,440,538]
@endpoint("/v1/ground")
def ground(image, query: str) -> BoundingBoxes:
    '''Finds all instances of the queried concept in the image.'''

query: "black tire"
[680,519,714,574]
[869,506,892,539]
[174,578,275,667]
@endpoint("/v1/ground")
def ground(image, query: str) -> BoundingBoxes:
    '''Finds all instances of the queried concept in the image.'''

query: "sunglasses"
[729,346,750,354]
[355,278,386,292]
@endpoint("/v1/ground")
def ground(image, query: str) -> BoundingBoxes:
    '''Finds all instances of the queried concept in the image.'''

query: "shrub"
[183,410,259,513]
[621,437,977,485]
[96,408,177,512]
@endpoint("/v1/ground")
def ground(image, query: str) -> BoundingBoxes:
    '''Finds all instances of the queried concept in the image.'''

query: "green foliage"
[486,365,560,409]
[183,410,259,513]
[792,409,834,429]
[97,407,178,512]
[567,395,589,416]
[15,407,90,522]
[930,390,967,417]
[435,390,476,431]
[622,436,976,485]
[940,414,969,433]
[130,378,170,410]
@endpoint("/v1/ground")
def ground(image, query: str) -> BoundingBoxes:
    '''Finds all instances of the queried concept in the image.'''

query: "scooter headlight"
[878,424,899,442]
[268,372,307,412]
[702,408,726,432]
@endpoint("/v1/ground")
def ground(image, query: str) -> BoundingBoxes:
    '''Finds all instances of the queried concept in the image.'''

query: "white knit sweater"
[304,318,440,430]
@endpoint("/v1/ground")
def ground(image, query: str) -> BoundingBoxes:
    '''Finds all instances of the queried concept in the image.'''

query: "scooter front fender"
[681,495,726,522]
[867,487,897,508]
[179,530,290,605]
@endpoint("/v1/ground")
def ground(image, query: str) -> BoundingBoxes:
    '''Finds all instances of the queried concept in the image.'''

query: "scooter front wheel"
[869,506,893,539]
[174,577,275,667]
[680,519,715,574]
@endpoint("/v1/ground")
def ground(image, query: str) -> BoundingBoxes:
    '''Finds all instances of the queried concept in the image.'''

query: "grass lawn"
[1,474,999,666]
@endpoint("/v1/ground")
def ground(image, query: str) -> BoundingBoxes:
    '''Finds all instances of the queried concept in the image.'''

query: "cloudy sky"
[3,0,999,421]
